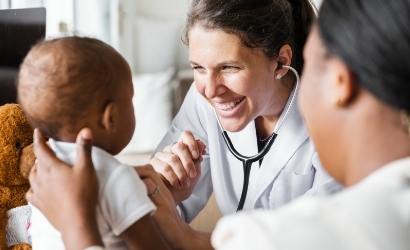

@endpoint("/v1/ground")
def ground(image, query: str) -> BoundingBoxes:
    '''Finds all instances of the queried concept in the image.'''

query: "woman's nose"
[204,73,223,99]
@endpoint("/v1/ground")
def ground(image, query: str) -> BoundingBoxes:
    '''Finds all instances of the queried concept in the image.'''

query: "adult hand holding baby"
[27,127,209,250]
[26,128,103,250]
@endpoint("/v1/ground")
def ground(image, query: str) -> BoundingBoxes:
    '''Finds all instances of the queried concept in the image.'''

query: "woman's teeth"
[217,97,245,111]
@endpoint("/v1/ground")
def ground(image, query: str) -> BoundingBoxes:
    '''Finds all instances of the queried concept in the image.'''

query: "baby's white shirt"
[29,139,156,249]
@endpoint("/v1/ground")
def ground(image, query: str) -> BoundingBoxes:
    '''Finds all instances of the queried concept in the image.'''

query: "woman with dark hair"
[150,0,341,221]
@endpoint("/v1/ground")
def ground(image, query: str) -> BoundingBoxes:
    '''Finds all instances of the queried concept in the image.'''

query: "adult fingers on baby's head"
[179,130,200,159]
[75,128,94,171]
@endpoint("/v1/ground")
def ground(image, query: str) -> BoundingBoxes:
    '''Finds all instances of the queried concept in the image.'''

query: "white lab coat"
[212,157,410,250]
[154,84,344,222]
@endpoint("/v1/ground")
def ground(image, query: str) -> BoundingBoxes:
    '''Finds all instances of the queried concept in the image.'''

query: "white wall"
[134,0,191,71]
[74,0,110,44]
[44,0,74,39]
[112,0,191,74]
[134,0,190,20]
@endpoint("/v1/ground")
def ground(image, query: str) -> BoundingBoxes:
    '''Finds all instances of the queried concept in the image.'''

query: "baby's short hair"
[17,36,130,139]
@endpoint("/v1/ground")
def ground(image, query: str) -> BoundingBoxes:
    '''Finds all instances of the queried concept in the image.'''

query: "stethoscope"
[212,63,301,211]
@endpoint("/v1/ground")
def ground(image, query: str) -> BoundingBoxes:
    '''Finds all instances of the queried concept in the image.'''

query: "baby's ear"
[101,102,118,132]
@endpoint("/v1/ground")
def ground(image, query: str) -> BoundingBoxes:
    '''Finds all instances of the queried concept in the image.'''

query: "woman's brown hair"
[182,0,316,73]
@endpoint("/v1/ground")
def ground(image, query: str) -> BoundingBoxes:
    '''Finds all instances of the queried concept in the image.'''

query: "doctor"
[150,0,343,223]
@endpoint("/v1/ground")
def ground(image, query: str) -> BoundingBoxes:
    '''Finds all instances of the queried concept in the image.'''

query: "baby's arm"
[120,214,170,250]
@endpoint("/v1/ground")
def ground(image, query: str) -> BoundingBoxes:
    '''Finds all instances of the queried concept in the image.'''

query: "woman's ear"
[101,102,118,132]
[276,44,292,76]
[329,57,358,106]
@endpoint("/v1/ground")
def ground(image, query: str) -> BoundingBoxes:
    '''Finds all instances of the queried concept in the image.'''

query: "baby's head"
[18,36,135,155]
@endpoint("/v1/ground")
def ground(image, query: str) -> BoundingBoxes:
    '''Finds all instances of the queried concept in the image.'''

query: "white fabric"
[154,84,344,222]
[84,247,105,250]
[212,157,410,250]
[121,67,175,154]
[29,140,156,250]
[6,205,31,246]
[134,17,180,73]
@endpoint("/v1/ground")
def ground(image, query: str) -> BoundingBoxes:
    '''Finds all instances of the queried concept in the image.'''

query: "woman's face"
[188,26,282,132]
[299,27,341,179]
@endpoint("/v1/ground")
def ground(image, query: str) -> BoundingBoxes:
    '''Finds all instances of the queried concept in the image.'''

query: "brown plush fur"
[0,104,35,250]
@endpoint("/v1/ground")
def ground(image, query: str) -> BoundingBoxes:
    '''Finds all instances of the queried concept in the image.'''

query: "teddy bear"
[0,104,35,250]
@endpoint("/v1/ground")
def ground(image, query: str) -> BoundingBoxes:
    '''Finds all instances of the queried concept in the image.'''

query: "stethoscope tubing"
[221,131,278,211]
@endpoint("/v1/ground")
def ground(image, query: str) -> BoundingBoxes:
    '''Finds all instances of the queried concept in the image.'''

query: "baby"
[17,37,169,249]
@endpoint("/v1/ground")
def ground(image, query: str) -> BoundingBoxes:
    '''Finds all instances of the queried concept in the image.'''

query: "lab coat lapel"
[253,97,309,201]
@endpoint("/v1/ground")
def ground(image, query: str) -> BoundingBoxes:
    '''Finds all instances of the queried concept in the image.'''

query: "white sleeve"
[153,83,214,222]
[212,211,279,250]
[304,152,345,197]
[211,197,374,250]
[100,164,156,236]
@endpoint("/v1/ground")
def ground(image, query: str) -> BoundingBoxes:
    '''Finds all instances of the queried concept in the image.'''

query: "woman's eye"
[192,66,204,71]
[222,66,238,70]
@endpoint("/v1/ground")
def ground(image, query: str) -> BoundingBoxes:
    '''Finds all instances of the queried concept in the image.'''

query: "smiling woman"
[151,0,343,224]
[188,26,293,134]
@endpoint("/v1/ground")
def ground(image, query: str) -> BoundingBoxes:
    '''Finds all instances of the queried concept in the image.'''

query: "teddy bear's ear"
[0,104,33,148]
[0,104,35,184]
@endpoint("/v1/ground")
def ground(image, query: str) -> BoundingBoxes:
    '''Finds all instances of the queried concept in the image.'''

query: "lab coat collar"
[253,93,309,200]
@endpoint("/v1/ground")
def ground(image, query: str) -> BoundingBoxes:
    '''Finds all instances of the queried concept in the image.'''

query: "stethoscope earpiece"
[277,62,283,69]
